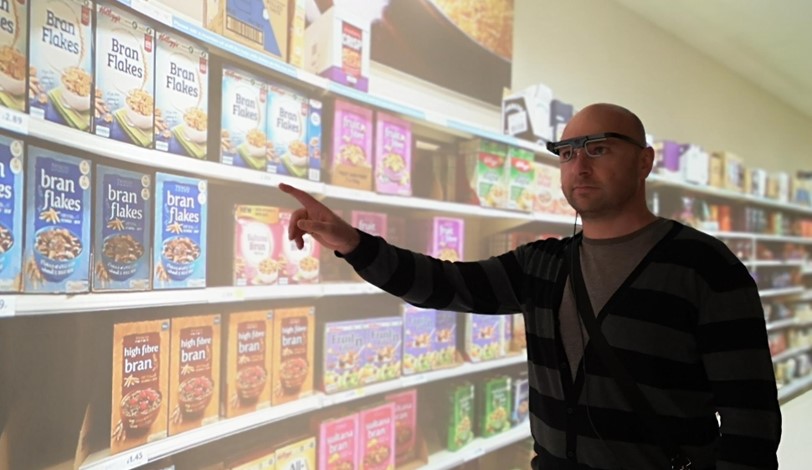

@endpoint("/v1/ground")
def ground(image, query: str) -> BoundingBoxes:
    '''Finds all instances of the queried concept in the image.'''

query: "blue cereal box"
[322,319,367,394]
[155,31,209,159]
[0,0,28,113]
[402,305,435,376]
[266,84,321,181]
[93,165,151,292]
[363,317,402,385]
[220,67,268,171]
[205,0,288,60]
[29,0,94,131]
[24,147,91,293]
[154,172,207,289]
[0,134,23,292]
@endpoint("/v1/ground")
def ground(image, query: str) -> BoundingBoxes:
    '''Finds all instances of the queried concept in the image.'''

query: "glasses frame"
[546,132,646,162]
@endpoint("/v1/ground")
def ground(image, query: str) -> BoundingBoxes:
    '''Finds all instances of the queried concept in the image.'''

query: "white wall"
[512,0,812,173]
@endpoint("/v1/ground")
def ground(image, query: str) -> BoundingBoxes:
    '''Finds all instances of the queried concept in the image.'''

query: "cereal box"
[304,7,370,91]
[288,0,305,68]
[402,305,435,376]
[93,165,151,292]
[266,83,320,181]
[220,66,269,171]
[276,436,316,470]
[374,112,411,196]
[351,211,387,238]
[357,403,395,470]
[206,0,288,61]
[24,146,91,293]
[506,147,535,211]
[477,376,512,437]
[446,382,474,451]
[322,319,367,394]
[363,317,402,386]
[224,310,273,418]
[233,205,282,286]
[433,311,457,369]
[385,389,418,465]
[532,162,574,216]
[272,306,314,405]
[169,314,221,435]
[111,319,170,455]
[458,139,508,208]
[431,217,464,262]
[512,374,529,426]
[0,0,28,112]
[154,173,207,290]
[29,0,94,131]
[510,313,526,352]
[279,209,320,284]
[228,450,275,470]
[463,314,504,363]
[318,413,358,470]
[331,99,373,190]
[94,4,155,147]
[0,134,23,292]
[155,31,209,159]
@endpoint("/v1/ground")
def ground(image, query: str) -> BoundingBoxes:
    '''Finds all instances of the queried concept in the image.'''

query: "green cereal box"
[446,382,475,451]
[506,146,535,211]
[458,139,508,208]
[477,375,512,438]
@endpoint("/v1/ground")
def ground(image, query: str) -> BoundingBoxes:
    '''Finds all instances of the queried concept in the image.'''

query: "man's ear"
[640,147,655,178]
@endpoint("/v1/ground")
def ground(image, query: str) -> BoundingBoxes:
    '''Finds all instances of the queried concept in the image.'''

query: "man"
[280,103,781,469]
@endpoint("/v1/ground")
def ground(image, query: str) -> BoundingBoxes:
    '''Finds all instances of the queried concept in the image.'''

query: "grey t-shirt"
[560,218,674,378]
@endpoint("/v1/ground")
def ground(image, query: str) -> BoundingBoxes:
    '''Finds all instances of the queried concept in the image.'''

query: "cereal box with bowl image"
[0,0,28,112]
[507,146,535,211]
[266,82,321,181]
[279,209,320,284]
[233,204,282,287]
[272,306,314,405]
[155,31,209,159]
[433,311,458,369]
[29,0,94,131]
[322,318,367,394]
[402,305,435,376]
[363,317,402,386]
[318,412,359,470]
[169,314,221,435]
[154,172,207,290]
[111,319,170,455]
[0,134,23,292]
[94,4,155,148]
[476,375,512,438]
[385,389,418,466]
[331,99,373,190]
[358,402,395,470]
[276,435,316,470]
[445,381,474,451]
[24,146,91,293]
[224,310,273,418]
[374,112,411,196]
[457,139,508,208]
[463,314,504,363]
[220,66,269,171]
[93,165,151,292]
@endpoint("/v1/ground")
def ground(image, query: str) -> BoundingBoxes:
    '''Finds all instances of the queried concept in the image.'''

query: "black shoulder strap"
[566,237,692,470]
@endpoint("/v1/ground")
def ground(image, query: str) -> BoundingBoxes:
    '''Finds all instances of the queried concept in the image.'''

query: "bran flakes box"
[0,134,23,292]
[154,173,207,289]
[224,310,273,418]
[111,319,170,455]
[94,4,155,148]
[433,311,457,369]
[275,436,316,470]
[24,146,91,293]
[266,83,320,181]
[318,413,359,470]
[322,319,367,394]
[220,66,269,172]
[272,306,314,405]
[374,112,411,196]
[29,0,94,131]
[431,217,464,262]
[385,389,418,465]
[402,305,435,376]
[363,317,402,386]
[463,314,503,363]
[169,314,221,435]
[331,99,373,190]
[279,209,320,284]
[358,402,396,470]
[506,147,535,211]
[155,31,209,159]
[0,0,28,113]
[512,374,529,426]
[93,165,151,292]
[233,205,283,287]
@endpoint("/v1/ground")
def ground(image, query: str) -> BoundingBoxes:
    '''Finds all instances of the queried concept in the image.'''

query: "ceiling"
[611,0,812,119]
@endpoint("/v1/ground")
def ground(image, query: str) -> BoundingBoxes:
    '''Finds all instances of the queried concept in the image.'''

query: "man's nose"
[570,148,593,172]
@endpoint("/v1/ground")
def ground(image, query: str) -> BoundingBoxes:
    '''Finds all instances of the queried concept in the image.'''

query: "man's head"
[556,103,654,221]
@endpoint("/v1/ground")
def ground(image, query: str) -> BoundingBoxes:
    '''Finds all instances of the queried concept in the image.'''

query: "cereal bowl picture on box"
[0,0,28,112]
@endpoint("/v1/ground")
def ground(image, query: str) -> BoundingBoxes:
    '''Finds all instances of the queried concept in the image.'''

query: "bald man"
[281,103,781,469]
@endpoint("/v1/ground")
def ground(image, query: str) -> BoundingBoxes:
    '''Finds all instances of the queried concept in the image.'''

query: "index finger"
[278,183,322,210]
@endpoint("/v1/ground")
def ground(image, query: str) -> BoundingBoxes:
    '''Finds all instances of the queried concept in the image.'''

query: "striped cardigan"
[342,221,781,469]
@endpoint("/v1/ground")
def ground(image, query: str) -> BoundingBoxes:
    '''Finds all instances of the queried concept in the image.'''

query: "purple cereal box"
[375,112,412,196]
[362,317,402,385]
[402,305,436,375]
[433,311,458,369]
[318,413,359,470]
[431,217,464,262]
[463,314,504,363]
[331,99,373,190]
[322,319,367,394]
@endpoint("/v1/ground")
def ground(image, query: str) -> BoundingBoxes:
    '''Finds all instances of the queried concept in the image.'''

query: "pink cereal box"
[233,205,283,286]
[351,211,387,238]
[279,209,320,284]
[358,402,396,470]
[385,389,418,465]
[318,413,359,470]
[431,217,464,262]
[374,112,412,196]
[331,99,373,191]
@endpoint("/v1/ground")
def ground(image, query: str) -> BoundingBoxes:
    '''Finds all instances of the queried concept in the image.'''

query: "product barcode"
[309,169,320,181]
[227,17,264,44]
[508,111,528,135]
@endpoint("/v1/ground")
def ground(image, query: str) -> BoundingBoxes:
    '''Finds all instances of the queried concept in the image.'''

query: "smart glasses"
[547,132,645,162]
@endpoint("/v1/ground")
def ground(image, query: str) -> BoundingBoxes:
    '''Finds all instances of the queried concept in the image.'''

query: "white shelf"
[746,260,805,268]
[708,231,812,244]
[759,286,805,298]
[421,425,531,470]
[778,374,812,404]
[767,318,798,332]
[802,265,812,275]
[772,345,812,363]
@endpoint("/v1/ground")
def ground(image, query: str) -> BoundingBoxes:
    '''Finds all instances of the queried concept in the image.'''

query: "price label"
[102,449,147,470]
[0,108,28,135]
[210,288,244,303]
[467,446,485,461]
[0,296,15,318]
[401,374,427,387]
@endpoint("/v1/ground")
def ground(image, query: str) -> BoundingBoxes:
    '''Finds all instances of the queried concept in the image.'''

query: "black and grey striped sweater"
[342,221,781,469]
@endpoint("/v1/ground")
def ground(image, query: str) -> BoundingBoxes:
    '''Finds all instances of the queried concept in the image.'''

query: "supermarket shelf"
[759,286,805,298]
[746,260,805,268]
[778,374,812,404]
[79,353,527,470]
[772,345,812,363]
[421,425,532,470]
[708,231,812,244]
[767,318,799,332]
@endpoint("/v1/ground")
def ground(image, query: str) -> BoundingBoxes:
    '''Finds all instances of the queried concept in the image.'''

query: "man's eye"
[559,148,573,160]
